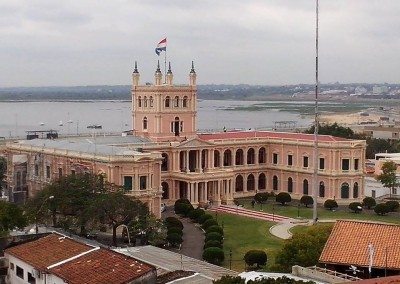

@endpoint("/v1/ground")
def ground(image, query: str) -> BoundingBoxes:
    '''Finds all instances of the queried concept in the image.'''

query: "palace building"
[4,62,366,217]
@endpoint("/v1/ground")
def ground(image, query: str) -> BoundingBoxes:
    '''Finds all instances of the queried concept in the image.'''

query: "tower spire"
[167,62,172,74]
[133,61,138,73]
[156,60,161,72]
[190,61,196,73]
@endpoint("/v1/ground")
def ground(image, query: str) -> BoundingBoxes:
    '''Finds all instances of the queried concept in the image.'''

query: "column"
[243,174,248,192]
[204,181,208,202]
[255,174,259,193]
[215,180,221,206]
[208,149,214,170]
[255,149,259,165]
[186,151,190,173]
[199,150,203,172]
[194,182,198,204]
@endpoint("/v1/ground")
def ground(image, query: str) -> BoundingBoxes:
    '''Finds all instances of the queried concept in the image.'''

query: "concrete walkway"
[269,221,298,240]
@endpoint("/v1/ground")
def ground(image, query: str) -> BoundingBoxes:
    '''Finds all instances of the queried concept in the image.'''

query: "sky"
[1,0,400,87]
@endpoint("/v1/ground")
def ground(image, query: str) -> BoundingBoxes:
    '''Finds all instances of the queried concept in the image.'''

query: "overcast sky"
[1,0,399,87]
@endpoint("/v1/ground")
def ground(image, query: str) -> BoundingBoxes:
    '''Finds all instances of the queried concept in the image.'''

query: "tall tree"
[0,157,7,193]
[0,201,27,236]
[91,192,148,246]
[377,161,398,197]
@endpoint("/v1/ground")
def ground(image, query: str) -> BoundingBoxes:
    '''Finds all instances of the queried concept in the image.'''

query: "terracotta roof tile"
[347,275,400,284]
[320,220,400,270]
[49,248,155,284]
[5,233,92,270]
[198,130,352,143]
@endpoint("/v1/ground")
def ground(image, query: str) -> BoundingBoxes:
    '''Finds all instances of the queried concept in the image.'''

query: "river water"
[0,100,313,138]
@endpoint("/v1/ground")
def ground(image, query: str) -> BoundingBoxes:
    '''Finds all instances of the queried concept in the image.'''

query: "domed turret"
[155,60,163,85]
[132,61,140,86]
[189,61,196,86]
[166,62,173,85]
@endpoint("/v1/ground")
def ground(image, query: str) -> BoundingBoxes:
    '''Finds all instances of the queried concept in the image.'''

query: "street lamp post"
[35,195,54,234]
[297,204,300,218]
[272,204,275,222]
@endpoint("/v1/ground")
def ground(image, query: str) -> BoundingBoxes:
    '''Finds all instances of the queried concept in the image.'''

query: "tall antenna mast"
[312,0,319,224]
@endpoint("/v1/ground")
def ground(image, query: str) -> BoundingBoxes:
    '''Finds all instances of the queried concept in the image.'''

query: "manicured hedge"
[244,250,268,268]
[362,197,376,209]
[374,203,389,215]
[206,225,224,235]
[205,232,223,243]
[198,214,213,224]
[300,195,314,207]
[202,219,219,230]
[166,233,183,247]
[167,227,183,237]
[164,217,183,230]
[204,240,223,249]
[324,199,338,210]
[386,200,399,212]
[202,247,225,265]
[276,192,291,205]
[348,202,363,213]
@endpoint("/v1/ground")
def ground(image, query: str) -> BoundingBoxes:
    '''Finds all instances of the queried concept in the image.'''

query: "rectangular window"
[139,176,147,190]
[46,166,51,179]
[303,156,309,168]
[319,158,325,170]
[28,272,36,284]
[354,159,359,170]
[22,172,27,184]
[342,159,350,171]
[16,172,21,187]
[71,170,76,176]
[58,168,63,179]
[124,176,133,191]
[287,155,293,166]
[34,164,39,176]
[16,266,23,279]
[273,153,278,165]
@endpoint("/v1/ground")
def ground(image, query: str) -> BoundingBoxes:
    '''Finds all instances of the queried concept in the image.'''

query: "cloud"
[0,0,399,86]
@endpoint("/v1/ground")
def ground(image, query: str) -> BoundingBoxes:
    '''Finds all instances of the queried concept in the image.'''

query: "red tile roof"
[5,233,92,270]
[198,130,352,142]
[347,275,400,284]
[49,248,155,284]
[320,220,400,270]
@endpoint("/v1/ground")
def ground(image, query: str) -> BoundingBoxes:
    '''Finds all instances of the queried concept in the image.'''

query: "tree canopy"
[0,201,27,236]
[271,224,333,272]
[376,161,398,196]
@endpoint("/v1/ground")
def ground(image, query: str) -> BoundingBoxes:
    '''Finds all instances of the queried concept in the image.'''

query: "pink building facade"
[4,62,366,217]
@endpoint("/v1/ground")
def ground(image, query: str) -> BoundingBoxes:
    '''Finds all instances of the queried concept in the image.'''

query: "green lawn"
[214,212,284,272]
[236,198,400,224]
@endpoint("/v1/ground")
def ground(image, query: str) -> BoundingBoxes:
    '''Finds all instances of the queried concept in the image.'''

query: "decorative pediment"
[177,137,215,148]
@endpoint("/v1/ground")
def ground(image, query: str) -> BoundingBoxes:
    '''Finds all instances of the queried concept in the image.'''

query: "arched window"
[161,182,169,199]
[144,96,148,107]
[341,182,350,199]
[149,96,154,107]
[247,174,255,191]
[172,117,180,136]
[235,149,244,165]
[183,96,188,107]
[214,150,221,167]
[235,175,243,192]
[258,173,266,190]
[353,182,359,198]
[223,149,232,166]
[319,181,325,197]
[174,96,179,107]
[161,153,168,171]
[143,117,148,130]
[273,175,278,191]
[287,177,293,193]
[165,96,170,108]
[259,147,266,164]
[303,179,309,195]
[138,96,142,107]
[247,148,255,165]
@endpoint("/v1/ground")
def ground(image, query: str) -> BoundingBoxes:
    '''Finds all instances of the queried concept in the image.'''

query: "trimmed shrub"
[206,225,224,235]
[374,203,390,215]
[362,197,376,209]
[205,232,224,243]
[244,250,268,268]
[324,199,338,210]
[198,214,213,224]
[348,202,363,213]
[175,202,194,216]
[276,192,292,206]
[300,195,314,208]
[166,233,183,247]
[174,198,191,207]
[385,200,400,212]
[204,240,223,249]
[254,192,269,203]
[202,219,219,230]
[202,247,225,265]
[167,227,183,237]
[188,208,205,222]
[164,217,183,230]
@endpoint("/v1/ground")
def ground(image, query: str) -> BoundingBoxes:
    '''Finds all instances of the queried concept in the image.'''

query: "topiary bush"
[348,202,363,213]
[202,219,219,230]
[166,233,183,247]
[205,232,224,243]
[276,192,292,206]
[164,217,183,230]
[188,208,205,222]
[324,199,338,210]
[198,214,213,224]
[300,195,314,208]
[204,240,223,249]
[385,200,399,212]
[167,227,183,237]
[202,247,225,265]
[374,203,390,215]
[206,225,224,236]
[174,198,191,207]
[362,197,376,209]
[175,202,194,216]
[244,250,268,268]
[254,192,269,203]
